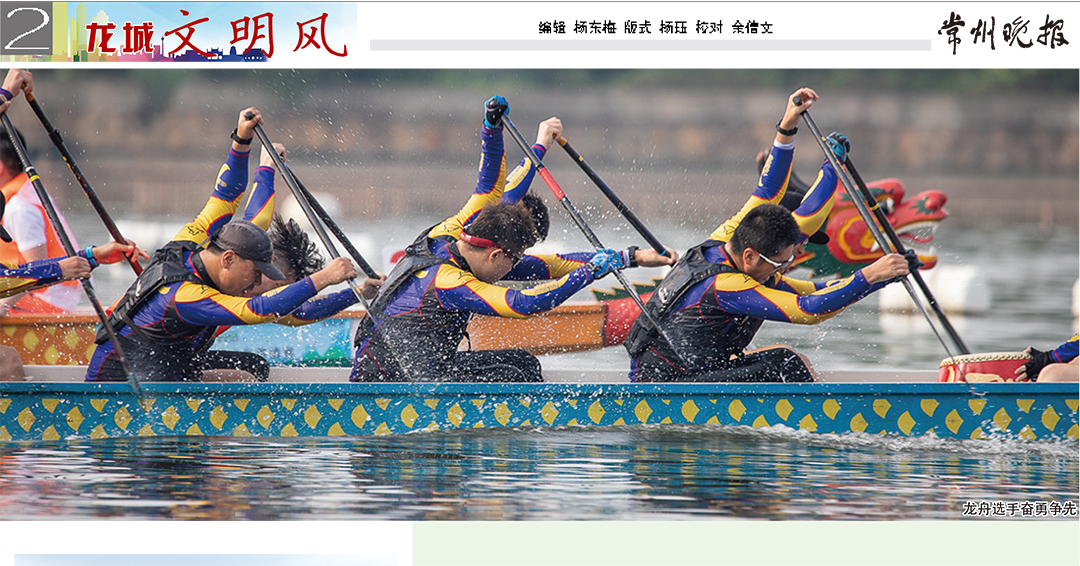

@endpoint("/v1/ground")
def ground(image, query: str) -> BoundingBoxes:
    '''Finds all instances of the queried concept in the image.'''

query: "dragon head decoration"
[797,178,948,278]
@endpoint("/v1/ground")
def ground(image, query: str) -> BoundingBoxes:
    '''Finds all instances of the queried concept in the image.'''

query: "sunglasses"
[755,249,795,271]
[503,249,523,266]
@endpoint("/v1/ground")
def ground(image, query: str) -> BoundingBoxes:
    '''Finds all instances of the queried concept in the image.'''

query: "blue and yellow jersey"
[675,244,880,326]
[242,165,277,229]
[385,248,595,321]
[275,288,356,326]
[429,124,508,240]
[709,140,838,243]
[86,149,325,381]
[172,148,252,245]
[426,128,592,282]
[0,259,64,299]
[1051,334,1079,364]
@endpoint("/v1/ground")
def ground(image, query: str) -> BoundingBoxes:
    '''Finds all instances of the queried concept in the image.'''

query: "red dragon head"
[799,178,949,278]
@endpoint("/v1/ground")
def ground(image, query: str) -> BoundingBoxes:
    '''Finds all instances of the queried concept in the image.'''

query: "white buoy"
[878,264,991,315]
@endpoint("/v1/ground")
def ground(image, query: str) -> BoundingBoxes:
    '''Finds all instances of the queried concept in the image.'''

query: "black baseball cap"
[212,220,285,280]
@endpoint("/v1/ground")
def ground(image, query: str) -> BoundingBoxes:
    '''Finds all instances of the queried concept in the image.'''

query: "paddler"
[351,96,676,383]
[624,87,917,383]
[1,69,148,316]
[85,108,358,382]
[1,69,149,380]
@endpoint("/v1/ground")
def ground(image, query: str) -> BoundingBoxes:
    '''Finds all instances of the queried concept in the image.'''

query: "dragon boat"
[0,365,1076,443]
[0,176,951,365]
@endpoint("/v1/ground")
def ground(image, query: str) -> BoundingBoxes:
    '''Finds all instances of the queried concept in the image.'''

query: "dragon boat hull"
[1,301,631,366]
[1,366,1076,443]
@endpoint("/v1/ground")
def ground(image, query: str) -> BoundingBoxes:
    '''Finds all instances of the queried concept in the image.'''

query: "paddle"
[0,112,144,398]
[281,163,378,279]
[247,114,414,382]
[557,137,670,257]
[25,93,142,275]
[793,97,970,363]
[502,116,687,364]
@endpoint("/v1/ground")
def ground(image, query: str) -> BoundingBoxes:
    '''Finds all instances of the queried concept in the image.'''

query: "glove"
[484,96,509,129]
[902,249,923,273]
[585,248,625,279]
[1021,347,1055,380]
[825,131,850,163]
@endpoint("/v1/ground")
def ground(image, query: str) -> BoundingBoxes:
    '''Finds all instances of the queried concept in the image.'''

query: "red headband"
[460,230,501,249]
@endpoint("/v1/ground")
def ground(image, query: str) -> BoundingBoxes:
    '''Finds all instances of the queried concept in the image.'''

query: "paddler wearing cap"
[85,108,356,382]
[624,87,915,383]
[351,95,675,384]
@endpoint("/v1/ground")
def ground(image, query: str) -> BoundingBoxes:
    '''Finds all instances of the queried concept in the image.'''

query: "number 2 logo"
[1,2,53,56]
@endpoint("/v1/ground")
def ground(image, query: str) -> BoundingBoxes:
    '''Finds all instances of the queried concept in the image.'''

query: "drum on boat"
[938,351,1032,383]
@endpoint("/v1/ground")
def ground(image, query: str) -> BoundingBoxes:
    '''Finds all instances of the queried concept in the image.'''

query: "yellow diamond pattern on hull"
[588,401,605,424]
[66,407,84,432]
[921,399,938,416]
[799,414,817,432]
[822,399,840,419]
[42,399,60,413]
[1016,399,1035,413]
[209,406,228,430]
[897,411,916,436]
[634,400,652,424]
[161,406,180,430]
[256,406,275,429]
[873,399,891,418]
[682,400,699,423]
[352,404,369,429]
[90,399,107,412]
[401,404,419,428]
[945,409,963,434]
[541,402,558,425]
[448,403,466,427]
[494,402,512,426]
[1042,406,1059,431]
[850,413,868,433]
[303,405,322,429]
[234,399,250,412]
[42,425,59,441]
[114,406,131,431]
[775,399,793,421]
[728,399,746,421]
[993,408,1012,431]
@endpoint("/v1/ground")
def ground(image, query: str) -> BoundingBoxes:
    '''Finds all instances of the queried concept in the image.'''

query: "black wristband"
[231,127,253,145]
[775,120,798,136]
[627,246,639,268]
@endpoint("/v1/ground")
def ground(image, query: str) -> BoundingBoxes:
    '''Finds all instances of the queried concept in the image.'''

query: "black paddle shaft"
[283,163,378,279]
[247,117,370,306]
[558,138,670,257]
[0,112,144,397]
[26,94,142,275]
[501,116,689,366]
[793,97,970,357]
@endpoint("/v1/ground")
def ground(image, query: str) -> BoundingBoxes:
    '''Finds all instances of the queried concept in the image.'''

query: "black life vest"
[352,228,463,380]
[624,240,766,370]
[95,240,206,345]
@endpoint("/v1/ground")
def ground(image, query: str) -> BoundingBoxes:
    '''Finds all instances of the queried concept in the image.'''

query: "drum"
[938,351,1032,383]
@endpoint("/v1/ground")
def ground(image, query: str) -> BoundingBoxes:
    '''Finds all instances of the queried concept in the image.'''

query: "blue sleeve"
[475,124,506,199]
[1052,334,1079,363]
[288,288,359,323]
[243,165,276,226]
[500,143,547,205]
[755,141,795,201]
